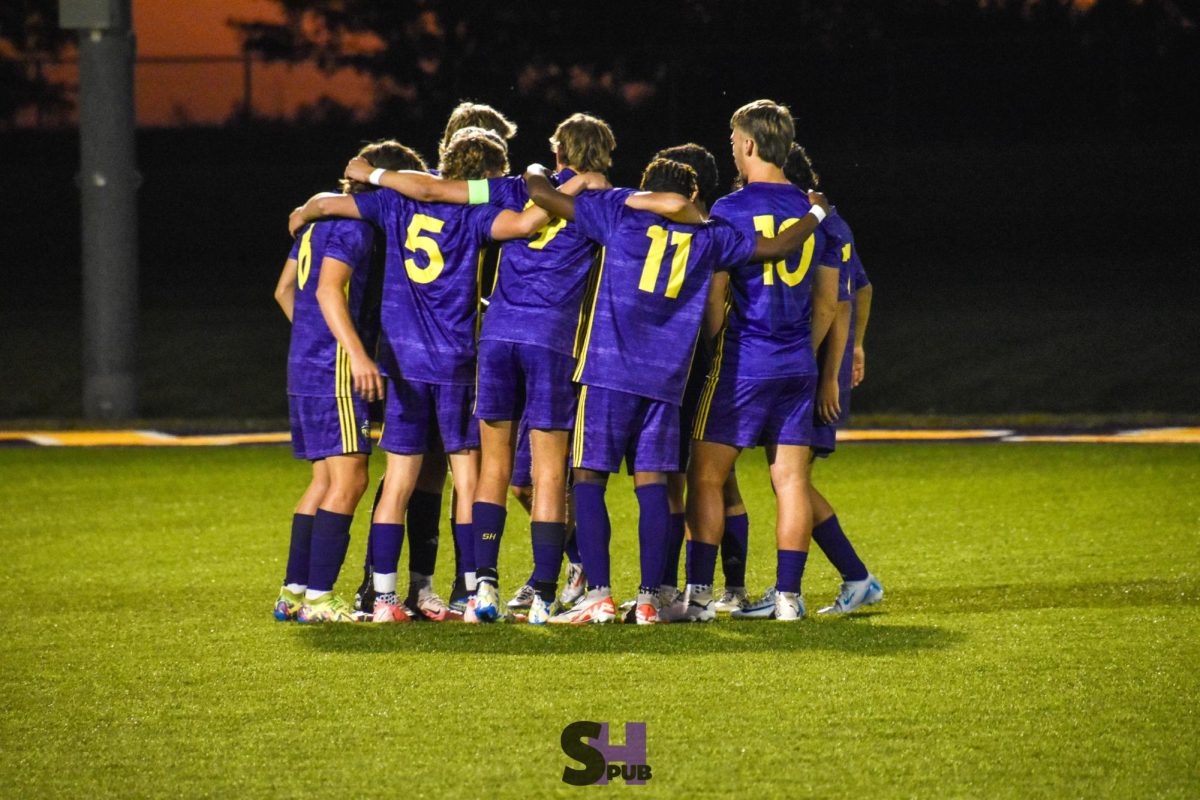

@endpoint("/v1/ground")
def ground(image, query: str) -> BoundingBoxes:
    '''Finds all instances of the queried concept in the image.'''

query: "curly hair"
[440,102,517,157]
[550,113,617,174]
[339,139,428,194]
[438,126,510,181]
[782,143,820,191]
[654,143,719,209]
[639,157,698,198]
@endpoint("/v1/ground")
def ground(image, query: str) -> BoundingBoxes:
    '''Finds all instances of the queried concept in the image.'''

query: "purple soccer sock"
[284,513,315,587]
[685,540,719,588]
[565,527,582,565]
[406,489,442,576]
[370,522,404,578]
[531,522,566,597]
[573,482,612,590]
[811,515,869,581]
[720,513,749,587]
[635,484,670,595]
[661,512,685,588]
[453,522,475,577]
[307,510,353,593]
[775,549,809,594]
[472,501,507,575]
[362,476,385,573]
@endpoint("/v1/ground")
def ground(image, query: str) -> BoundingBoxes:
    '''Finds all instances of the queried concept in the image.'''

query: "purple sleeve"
[818,219,848,269]
[468,203,506,243]
[486,176,528,211]
[708,219,757,272]
[573,189,633,245]
[324,220,373,269]
[352,188,398,227]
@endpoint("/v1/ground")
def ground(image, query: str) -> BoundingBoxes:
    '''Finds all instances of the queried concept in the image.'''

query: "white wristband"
[808,204,827,223]
[368,168,386,186]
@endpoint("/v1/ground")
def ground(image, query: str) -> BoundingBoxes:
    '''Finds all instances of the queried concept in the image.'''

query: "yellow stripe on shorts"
[693,299,731,439]
[573,385,588,468]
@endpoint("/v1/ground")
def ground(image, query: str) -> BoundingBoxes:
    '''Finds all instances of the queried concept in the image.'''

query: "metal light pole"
[60,0,139,419]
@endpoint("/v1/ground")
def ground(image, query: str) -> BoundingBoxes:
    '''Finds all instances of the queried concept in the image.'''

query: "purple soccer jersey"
[286,218,378,397]
[572,188,757,405]
[479,170,599,356]
[708,182,830,379]
[352,188,503,385]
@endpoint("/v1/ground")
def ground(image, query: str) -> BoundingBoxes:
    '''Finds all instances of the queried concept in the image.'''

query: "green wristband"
[467,179,490,205]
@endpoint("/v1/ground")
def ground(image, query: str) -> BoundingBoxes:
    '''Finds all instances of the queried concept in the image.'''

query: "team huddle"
[271,98,881,625]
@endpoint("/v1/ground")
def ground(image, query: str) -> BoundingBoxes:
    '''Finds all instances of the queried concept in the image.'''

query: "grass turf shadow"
[294,615,963,657]
[896,576,1200,614]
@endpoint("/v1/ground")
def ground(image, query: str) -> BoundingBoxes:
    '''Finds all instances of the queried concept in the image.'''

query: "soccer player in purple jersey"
[525,156,830,624]
[644,143,755,621]
[688,100,842,622]
[271,140,425,624]
[780,144,884,615]
[289,129,554,623]
[351,108,519,620]
[348,113,616,623]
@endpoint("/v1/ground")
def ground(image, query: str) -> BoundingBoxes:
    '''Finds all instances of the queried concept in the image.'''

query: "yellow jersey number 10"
[753,214,814,287]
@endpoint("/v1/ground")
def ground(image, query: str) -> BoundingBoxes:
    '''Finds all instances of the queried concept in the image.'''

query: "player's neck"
[741,162,789,185]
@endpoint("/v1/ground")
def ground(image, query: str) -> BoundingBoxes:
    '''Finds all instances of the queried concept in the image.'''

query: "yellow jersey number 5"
[404,214,446,284]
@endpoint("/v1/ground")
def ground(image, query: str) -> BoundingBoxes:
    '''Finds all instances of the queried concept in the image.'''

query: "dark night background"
[1,0,1198,422]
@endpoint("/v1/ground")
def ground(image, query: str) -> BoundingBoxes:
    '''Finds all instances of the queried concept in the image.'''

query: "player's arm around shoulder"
[750,190,831,261]
[521,163,580,224]
[624,192,705,225]
[288,192,362,237]
[346,156,471,204]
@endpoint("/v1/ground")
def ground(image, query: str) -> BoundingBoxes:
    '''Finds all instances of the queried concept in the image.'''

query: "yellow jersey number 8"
[753,214,815,287]
[404,214,446,284]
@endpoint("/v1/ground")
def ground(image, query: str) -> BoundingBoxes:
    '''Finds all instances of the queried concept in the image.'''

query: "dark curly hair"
[639,157,698,198]
[782,142,820,191]
[654,143,719,210]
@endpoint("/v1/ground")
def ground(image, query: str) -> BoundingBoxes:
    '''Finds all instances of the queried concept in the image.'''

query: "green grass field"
[1,443,1197,798]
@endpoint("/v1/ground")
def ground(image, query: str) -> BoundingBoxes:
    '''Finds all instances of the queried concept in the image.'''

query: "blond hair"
[549,113,617,173]
[440,102,517,156]
[730,100,795,168]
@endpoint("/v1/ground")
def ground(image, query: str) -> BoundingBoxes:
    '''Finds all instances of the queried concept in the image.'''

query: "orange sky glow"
[132,0,377,126]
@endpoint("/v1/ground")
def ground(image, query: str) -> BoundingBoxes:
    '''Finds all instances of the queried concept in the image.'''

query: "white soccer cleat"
[559,562,587,607]
[548,592,616,624]
[406,584,451,622]
[774,591,805,621]
[656,586,688,623]
[731,587,777,619]
[714,587,749,613]
[527,594,553,625]
[679,585,716,623]
[507,583,535,612]
[475,581,501,622]
[818,575,884,614]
